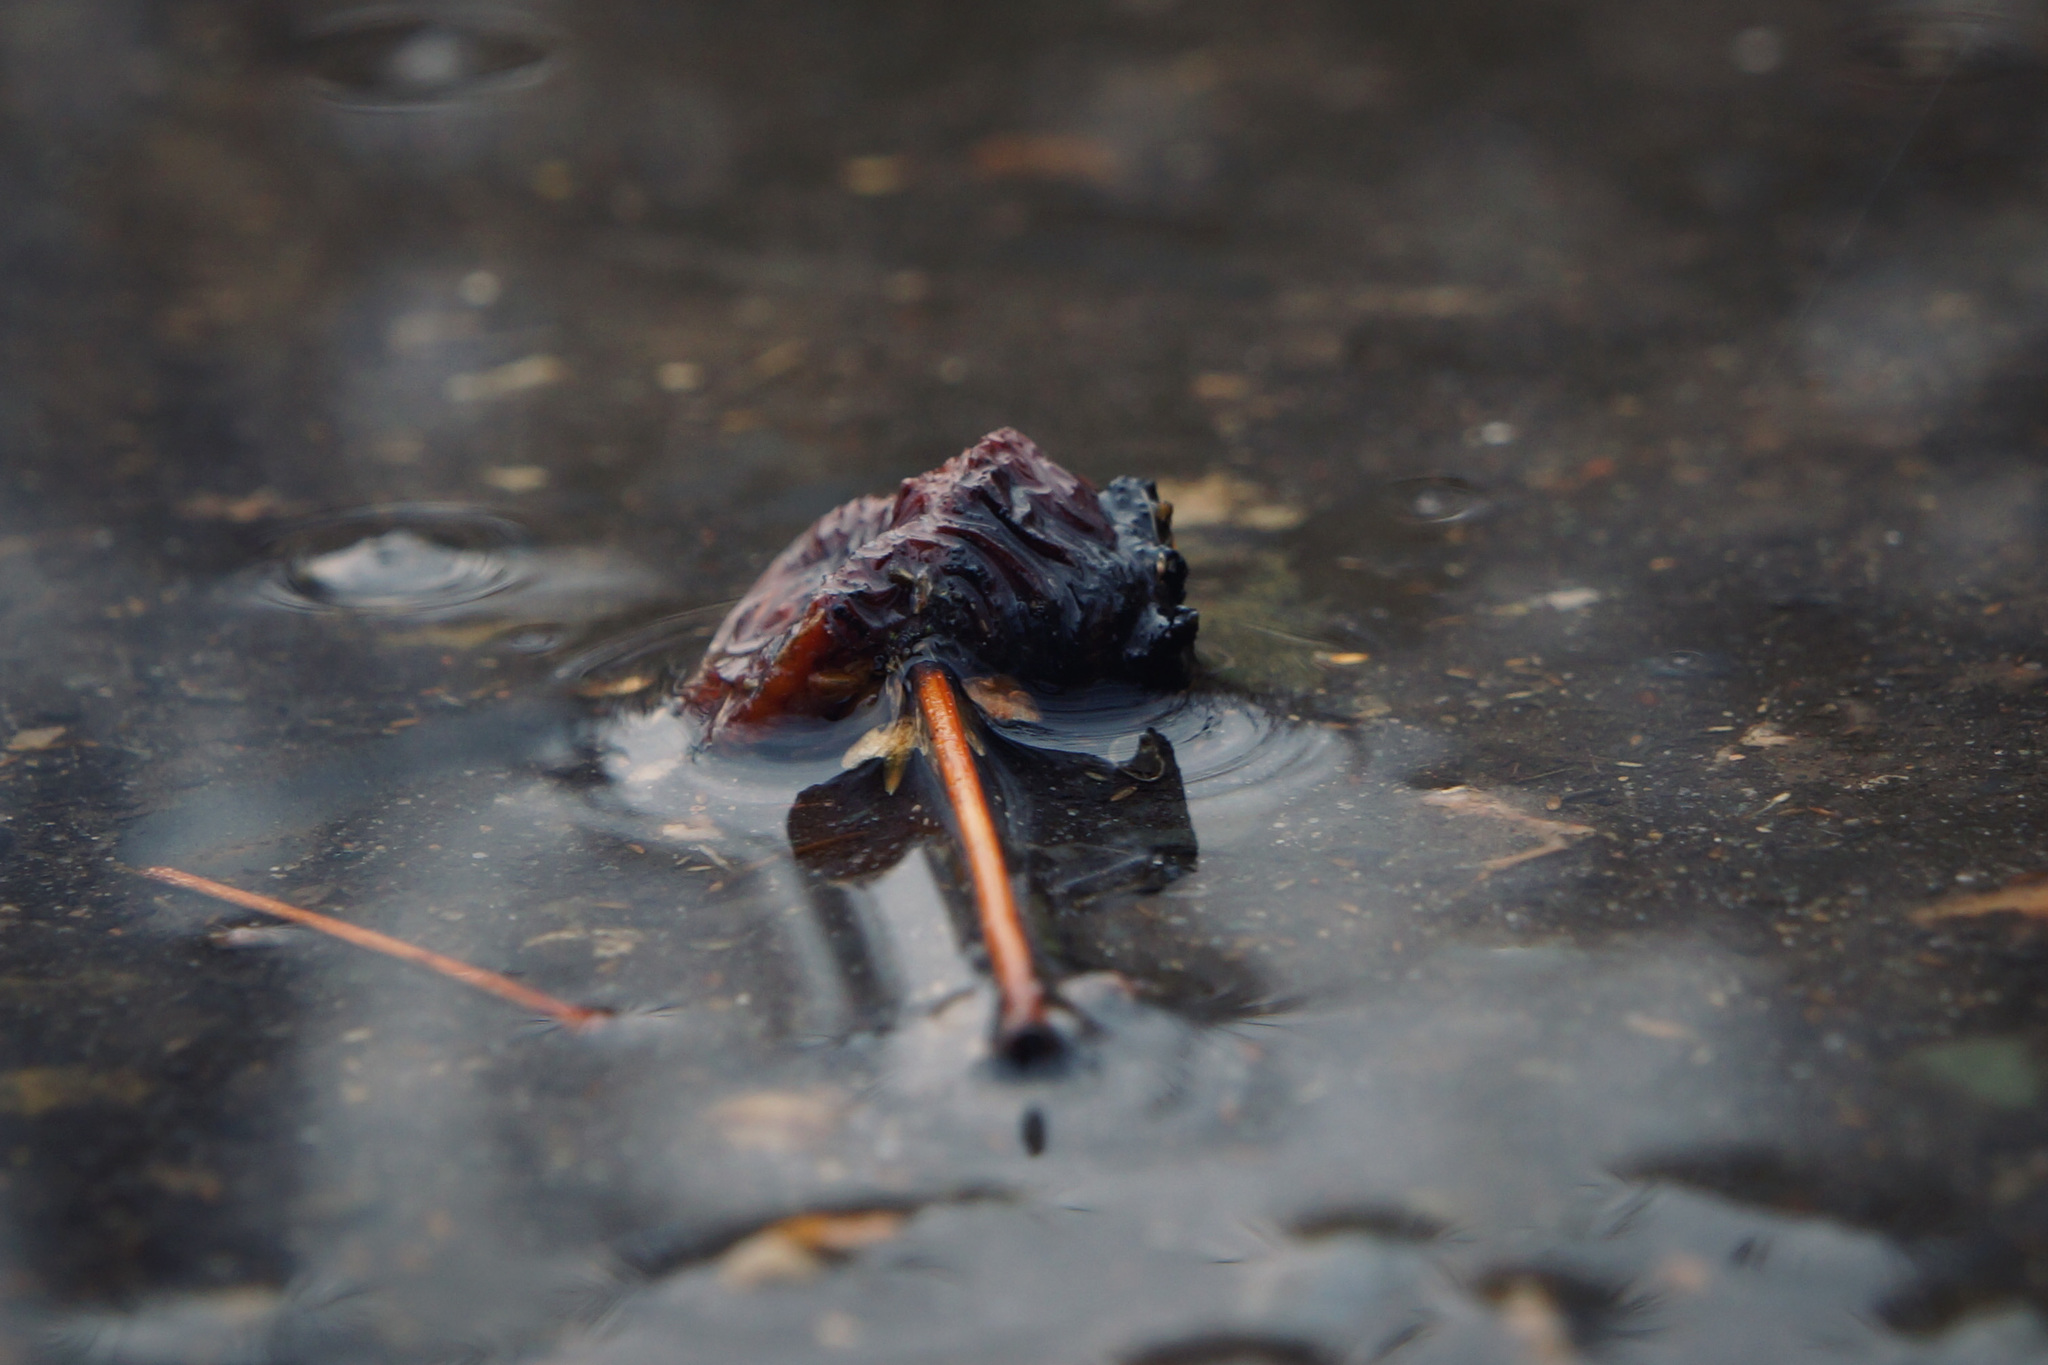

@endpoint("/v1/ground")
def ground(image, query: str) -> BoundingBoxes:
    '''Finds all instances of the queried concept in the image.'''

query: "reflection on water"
[4,0,2048,1358]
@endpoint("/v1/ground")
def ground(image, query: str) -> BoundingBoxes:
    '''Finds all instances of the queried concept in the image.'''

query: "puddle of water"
[4,1,2048,1360]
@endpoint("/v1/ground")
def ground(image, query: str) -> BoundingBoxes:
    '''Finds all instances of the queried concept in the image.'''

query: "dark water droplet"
[300,11,557,107]
[1643,648,1734,680]
[1021,1106,1047,1156]
[1386,475,1490,525]
[263,507,528,615]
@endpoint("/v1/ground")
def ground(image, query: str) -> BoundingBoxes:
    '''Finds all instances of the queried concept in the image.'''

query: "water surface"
[3,2,2047,1361]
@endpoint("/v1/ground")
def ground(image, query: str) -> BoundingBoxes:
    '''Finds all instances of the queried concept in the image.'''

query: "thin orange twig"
[141,866,606,1030]
[910,664,1052,1052]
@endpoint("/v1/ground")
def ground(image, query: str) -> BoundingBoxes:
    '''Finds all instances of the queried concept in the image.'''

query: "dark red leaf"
[683,428,1196,740]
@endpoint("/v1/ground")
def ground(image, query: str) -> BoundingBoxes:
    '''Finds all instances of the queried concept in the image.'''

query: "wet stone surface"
[3,1,2048,1361]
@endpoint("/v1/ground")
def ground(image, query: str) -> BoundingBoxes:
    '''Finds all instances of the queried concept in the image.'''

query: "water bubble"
[1021,1107,1047,1156]
[262,508,529,615]
[1386,476,1491,525]
[299,11,557,108]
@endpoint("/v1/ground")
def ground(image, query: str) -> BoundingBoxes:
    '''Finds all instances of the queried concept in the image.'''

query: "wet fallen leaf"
[175,489,305,522]
[480,465,550,493]
[780,1210,905,1254]
[1189,371,1251,402]
[1946,659,2048,692]
[590,928,642,959]
[445,354,564,403]
[1493,1276,1576,1365]
[840,154,909,196]
[717,1210,908,1289]
[656,360,704,392]
[1420,786,1594,875]
[575,673,658,698]
[1624,1013,1698,1043]
[0,1066,151,1116]
[971,133,1121,186]
[752,339,808,380]
[1912,873,2048,924]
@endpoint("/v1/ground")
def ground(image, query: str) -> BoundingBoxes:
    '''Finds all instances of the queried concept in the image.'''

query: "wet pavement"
[4,1,2048,1360]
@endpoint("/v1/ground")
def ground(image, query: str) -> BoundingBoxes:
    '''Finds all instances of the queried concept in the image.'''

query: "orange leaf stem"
[910,663,1052,1053]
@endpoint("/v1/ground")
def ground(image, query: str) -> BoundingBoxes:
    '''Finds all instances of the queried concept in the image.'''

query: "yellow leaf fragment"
[963,675,1041,722]
[1624,1012,1698,1043]
[0,1066,150,1116]
[1421,786,1594,875]
[1913,875,2048,925]
[717,1210,907,1290]
[574,673,657,698]
[445,354,564,403]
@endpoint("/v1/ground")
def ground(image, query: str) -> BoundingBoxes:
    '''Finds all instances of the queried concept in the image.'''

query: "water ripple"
[258,505,530,615]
